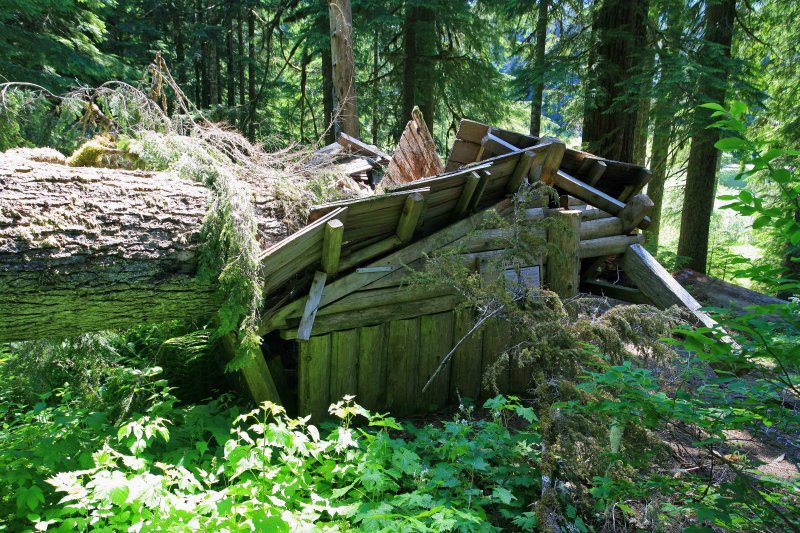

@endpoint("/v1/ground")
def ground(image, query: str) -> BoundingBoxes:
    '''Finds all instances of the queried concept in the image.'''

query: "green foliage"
[707,101,800,291]
[0,386,547,532]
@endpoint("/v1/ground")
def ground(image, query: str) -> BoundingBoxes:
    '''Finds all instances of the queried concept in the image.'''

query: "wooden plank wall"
[296,308,529,418]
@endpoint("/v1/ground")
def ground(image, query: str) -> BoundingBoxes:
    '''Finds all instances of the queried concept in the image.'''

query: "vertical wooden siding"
[297,308,530,418]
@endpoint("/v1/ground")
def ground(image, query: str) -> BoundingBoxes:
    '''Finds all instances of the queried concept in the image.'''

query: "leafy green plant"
[703,101,800,293]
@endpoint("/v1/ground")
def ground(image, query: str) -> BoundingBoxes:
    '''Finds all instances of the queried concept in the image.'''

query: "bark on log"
[0,155,287,342]
[673,268,787,314]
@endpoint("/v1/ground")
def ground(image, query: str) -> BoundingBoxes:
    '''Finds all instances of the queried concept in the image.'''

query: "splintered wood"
[380,107,443,190]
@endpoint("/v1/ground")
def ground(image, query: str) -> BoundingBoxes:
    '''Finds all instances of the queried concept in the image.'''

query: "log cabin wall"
[295,308,535,419]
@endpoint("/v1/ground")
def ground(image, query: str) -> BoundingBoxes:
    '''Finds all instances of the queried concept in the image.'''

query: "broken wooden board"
[446,118,651,201]
[380,107,443,190]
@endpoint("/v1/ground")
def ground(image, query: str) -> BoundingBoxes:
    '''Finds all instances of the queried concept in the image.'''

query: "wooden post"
[618,193,654,233]
[298,333,332,420]
[587,160,607,186]
[321,219,344,275]
[467,170,490,213]
[219,333,282,405]
[396,192,426,243]
[546,209,581,298]
[450,172,480,220]
[539,140,566,186]
[620,244,717,329]
[296,271,327,341]
[507,151,535,193]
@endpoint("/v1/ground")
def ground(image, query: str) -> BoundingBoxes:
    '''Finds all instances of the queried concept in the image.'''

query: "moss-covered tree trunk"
[0,155,285,343]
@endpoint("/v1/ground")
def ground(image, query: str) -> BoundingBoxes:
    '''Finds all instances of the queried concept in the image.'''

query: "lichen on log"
[0,153,286,342]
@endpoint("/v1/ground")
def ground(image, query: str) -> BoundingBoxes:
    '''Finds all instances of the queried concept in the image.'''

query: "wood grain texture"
[298,334,332,420]
[386,318,421,415]
[418,311,455,411]
[357,324,388,410]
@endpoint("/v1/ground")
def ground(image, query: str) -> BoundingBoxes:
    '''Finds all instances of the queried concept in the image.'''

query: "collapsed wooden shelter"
[0,116,716,418]
[246,119,715,418]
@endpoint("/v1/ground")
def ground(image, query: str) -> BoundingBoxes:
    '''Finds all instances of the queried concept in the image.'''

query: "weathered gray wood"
[296,271,327,341]
[539,140,566,186]
[262,207,348,294]
[395,192,426,242]
[321,219,344,275]
[546,209,581,298]
[313,284,454,317]
[329,329,359,402]
[579,234,645,258]
[451,172,481,220]
[280,295,458,339]
[338,236,402,271]
[308,187,428,222]
[456,119,491,144]
[298,334,331,420]
[481,316,510,396]
[553,169,625,214]
[259,199,513,334]
[337,132,391,162]
[587,160,607,186]
[579,194,654,279]
[467,170,490,212]
[449,308,484,403]
[219,333,282,405]
[619,168,653,202]
[386,318,421,415]
[578,206,615,221]
[418,312,455,411]
[673,268,788,315]
[580,278,653,305]
[580,217,624,240]
[357,324,388,410]
[482,131,520,156]
[620,244,717,329]
[507,151,535,193]
[618,193,654,233]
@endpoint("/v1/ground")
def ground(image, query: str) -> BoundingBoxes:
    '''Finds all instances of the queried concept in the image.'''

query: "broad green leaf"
[752,216,771,229]
[715,137,749,151]
[699,103,726,112]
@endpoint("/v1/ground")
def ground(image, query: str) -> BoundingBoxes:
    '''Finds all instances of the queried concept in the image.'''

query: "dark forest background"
[1,0,798,285]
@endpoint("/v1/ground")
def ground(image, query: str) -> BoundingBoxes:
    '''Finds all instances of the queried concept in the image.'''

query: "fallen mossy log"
[673,268,788,315]
[0,155,288,342]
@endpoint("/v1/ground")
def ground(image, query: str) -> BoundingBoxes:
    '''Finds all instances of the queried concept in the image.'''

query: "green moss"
[66,136,141,169]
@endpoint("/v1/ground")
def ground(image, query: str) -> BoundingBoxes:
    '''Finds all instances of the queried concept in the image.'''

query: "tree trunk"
[318,0,335,144]
[328,0,360,138]
[247,5,256,139]
[226,12,236,109]
[372,27,380,145]
[400,5,436,135]
[646,96,671,253]
[677,0,736,274]
[582,0,649,162]
[674,269,787,315]
[237,8,246,109]
[0,155,288,343]
[529,0,549,137]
